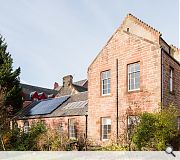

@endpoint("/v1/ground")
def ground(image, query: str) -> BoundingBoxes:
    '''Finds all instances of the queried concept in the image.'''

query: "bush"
[101,144,128,151]
[132,105,178,150]
[36,128,70,151]
[3,121,46,151]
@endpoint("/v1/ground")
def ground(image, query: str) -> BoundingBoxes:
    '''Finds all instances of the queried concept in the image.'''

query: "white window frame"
[101,70,111,96]
[128,62,140,91]
[127,115,139,139]
[24,121,29,133]
[170,67,173,92]
[68,119,76,139]
[127,115,139,128]
[101,117,111,140]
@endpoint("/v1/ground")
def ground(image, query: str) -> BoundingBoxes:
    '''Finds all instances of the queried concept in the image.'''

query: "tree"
[0,35,22,150]
[0,35,22,115]
[132,104,178,151]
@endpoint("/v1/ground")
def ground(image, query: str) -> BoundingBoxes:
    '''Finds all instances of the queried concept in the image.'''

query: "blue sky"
[0,0,179,89]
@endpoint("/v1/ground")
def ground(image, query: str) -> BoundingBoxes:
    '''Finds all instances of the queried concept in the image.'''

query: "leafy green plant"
[132,105,178,150]
[101,143,128,151]
[36,128,70,151]
[4,121,46,151]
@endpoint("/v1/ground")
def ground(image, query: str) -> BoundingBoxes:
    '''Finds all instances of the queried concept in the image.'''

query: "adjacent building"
[16,76,88,139]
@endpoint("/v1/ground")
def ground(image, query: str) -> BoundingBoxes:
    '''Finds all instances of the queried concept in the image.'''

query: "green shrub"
[100,144,128,151]
[5,121,46,151]
[132,105,178,151]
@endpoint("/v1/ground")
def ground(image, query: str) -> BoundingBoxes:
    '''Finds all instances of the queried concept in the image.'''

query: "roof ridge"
[88,13,162,70]
[170,44,180,51]
[21,83,56,91]
[126,13,161,35]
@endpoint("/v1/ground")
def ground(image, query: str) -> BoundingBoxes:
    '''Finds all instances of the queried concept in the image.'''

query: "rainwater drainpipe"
[85,110,88,151]
[161,47,164,109]
[116,59,119,144]
[85,111,88,139]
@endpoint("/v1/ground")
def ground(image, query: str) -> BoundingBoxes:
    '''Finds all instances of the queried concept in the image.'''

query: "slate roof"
[16,91,88,119]
[73,79,87,87]
[72,84,87,92]
[54,79,87,92]
[21,83,58,100]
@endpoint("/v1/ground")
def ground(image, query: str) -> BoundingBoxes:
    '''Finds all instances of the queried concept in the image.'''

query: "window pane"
[107,71,110,78]
[135,82,140,89]
[102,72,106,79]
[103,118,111,125]
[108,79,110,84]
[107,89,110,94]
[103,135,107,139]
[135,63,140,71]
[104,125,107,130]
[170,79,172,92]
[103,84,107,90]
[104,79,108,84]
[101,118,111,140]
[128,62,140,91]
[107,84,110,89]
[130,64,135,73]
[69,119,76,138]
[108,125,111,132]
[128,65,130,73]
[131,73,135,79]
[103,89,107,94]
[135,72,140,78]
[102,70,111,95]
[169,68,173,92]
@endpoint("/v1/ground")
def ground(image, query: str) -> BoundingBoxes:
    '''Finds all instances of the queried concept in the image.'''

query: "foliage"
[0,35,22,115]
[37,129,87,151]
[36,128,70,151]
[132,105,178,150]
[2,121,46,151]
[100,143,128,151]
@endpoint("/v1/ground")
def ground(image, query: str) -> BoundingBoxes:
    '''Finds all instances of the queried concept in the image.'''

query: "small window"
[128,62,140,91]
[24,121,29,133]
[68,119,76,139]
[101,70,111,95]
[127,116,139,128]
[127,116,139,139]
[101,117,111,140]
[169,67,174,92]
[58,123,64,133]
[177,116,180,130]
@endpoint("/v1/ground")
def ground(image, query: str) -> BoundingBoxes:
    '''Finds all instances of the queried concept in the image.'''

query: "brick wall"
[88,27,162,144]
[17,116,86,139]
[162,50,180,111]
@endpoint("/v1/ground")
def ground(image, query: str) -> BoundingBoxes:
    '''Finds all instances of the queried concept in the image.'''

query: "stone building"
[21,83,58,108]
[16,91,88,139]
[87,13,180,144]
[55,75,87,97]
[16,13,179,146]
[16,76,88,139]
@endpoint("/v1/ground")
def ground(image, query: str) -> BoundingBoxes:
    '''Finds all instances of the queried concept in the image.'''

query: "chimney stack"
[54,82,59,89]
[63,75,73,86]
